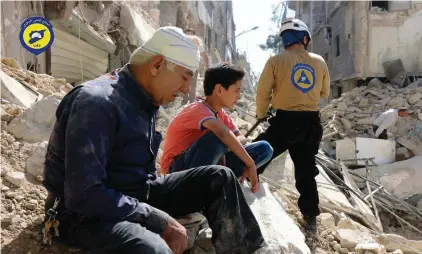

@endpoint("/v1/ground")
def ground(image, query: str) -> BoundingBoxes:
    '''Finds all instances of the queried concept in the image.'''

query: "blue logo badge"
[19,16,54,55]
[290,63,316,93]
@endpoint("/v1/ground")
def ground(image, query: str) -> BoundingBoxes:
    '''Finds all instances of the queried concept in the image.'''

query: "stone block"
[320,213,336,230]
[7,94,62,143]
[26,141,48,178]
[334,218,375,249]
[4,171,25,187]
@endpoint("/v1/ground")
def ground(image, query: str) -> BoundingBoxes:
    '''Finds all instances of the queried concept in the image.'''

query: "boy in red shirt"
[161,63,273,192]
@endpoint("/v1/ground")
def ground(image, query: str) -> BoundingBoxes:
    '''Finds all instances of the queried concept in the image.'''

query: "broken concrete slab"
[354,156,422,200]
[0,69,39,108]
[375,234,422,254]
[26,141,48,178]
[4,171,25,187]
[336,138,396,166]
[396,137,422,156]
[7,94,62,143]
[334,218,375,249]
[320,213,336,230]
[367,78,384,89]
[355,242,387,254]
[407,79,422,89]
[120,4,155,47]
[408,93,422,105]
[241,182,311,254]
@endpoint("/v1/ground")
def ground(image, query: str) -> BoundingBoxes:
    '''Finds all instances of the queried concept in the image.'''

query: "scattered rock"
[340,118,352,130]
[391,249,404,254]
[4,171,25,187]
[7,94,63,143]
[2,215,16,226]
[337,102,348,111]
[375,234,422,254]
[355,243,387,254]
[339,247,349,253]
[320,213,336,230]
[5,191,17,198]
[334,218,375,249]
[333,243,341,251]
[408,93,422,104]
[26,141,48,178]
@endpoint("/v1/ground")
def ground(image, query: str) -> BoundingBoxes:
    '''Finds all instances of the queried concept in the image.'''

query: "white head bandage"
[140,26,200,72]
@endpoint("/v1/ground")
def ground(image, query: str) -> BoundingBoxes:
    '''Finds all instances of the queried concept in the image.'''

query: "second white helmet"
[279,18,312,41]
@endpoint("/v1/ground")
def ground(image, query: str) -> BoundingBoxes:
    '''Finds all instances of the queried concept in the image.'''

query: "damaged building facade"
[1,1,254,89]
[289,1,422,101]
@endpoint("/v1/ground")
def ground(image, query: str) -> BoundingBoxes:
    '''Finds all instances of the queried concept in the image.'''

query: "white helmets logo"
[279,18,312,41]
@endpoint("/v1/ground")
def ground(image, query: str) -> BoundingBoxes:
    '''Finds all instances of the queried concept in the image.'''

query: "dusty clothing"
[43,65,265,253]
[373,109,398,138]
[45,166,265,253]
[256,48,330,118]
[373,125,388,140]
[161,100,239,173]
[253,110,323,217]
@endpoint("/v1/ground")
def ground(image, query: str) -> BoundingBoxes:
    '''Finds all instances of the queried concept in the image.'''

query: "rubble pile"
[321,81,422,158]
[1,60,73,97]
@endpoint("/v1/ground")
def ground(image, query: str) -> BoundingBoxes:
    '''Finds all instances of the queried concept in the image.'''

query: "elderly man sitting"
[42,26,264,253]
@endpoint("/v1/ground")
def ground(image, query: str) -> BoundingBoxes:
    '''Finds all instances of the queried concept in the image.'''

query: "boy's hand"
[240,164,259,193]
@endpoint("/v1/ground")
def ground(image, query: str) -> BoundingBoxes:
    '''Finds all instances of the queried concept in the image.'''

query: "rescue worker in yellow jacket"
[253,18,330,231]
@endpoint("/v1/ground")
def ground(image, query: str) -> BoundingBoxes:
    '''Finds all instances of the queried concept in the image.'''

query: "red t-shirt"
[160,101,239,174]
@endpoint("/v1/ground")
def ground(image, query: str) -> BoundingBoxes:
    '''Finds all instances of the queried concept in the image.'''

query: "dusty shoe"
[303,215,317,232]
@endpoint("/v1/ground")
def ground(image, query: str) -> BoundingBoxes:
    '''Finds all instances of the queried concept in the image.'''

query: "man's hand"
[240,164,259,193]
[161,217,188,254]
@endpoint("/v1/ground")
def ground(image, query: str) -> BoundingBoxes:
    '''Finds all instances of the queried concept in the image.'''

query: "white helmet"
[279,18,312,41]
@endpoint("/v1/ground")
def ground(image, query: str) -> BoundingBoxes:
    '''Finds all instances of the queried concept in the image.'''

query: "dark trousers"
[46,166,265,254]
[373,125,388,140]
[169,132,273,177]
[252,110,323,217]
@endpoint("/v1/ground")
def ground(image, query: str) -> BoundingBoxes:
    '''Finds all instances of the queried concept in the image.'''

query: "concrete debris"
[334,218,375,249]
[0,69,39,108]
[375,234,422,254]
[392,250,405,254]
[336,137,396,166]
[120,4,155,47]
[355,242,387,254]
[320,213,336,231]
[242,182,311,254]
[1,62,69,97]
[321,83,422,160]
[4,171,25,188]
[26,141,48,178]
[353,156,422,200]
[408,93,422,105]
[7,94,63,143]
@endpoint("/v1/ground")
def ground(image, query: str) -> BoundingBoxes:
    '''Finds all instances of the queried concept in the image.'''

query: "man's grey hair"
[129,48,176,71]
